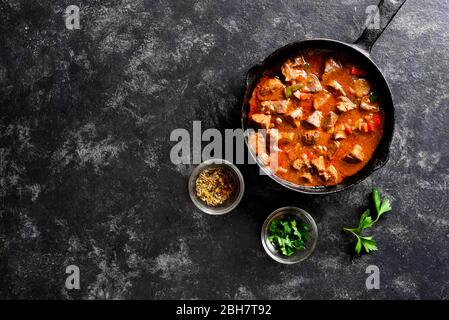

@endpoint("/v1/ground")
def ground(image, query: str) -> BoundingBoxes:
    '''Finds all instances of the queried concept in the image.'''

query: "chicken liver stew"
[248,49,384,187]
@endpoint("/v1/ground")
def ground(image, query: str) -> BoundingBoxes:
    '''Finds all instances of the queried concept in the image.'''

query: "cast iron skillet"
[242,0,406,194]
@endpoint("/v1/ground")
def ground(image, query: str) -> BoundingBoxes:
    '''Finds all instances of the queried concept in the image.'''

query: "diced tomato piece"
[373,113,382,128]
[350,66,367,76]
[368,121,375,132]
[344,124,352,135]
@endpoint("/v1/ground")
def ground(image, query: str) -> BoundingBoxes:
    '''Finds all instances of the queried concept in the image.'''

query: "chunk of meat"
[299,172,313,183]
[292,154,311,171]
[261,100,289,114]
[344,145,365,163]
[283,67,307,83]
[281,58,307,82]
[324,57,341,73]
[313,90,332,110]
[335,96,357,113]
[289,108,302,119]
[320,165,338,182]
[360,95,380,112]
[327,165,338,181]
[293,90,302,99]
[292,159,302,171]
[323,111,339,131]
[326,79,346,96]
[319,171,330,181]
[293,91,313,101]
[260,101,275,114]
[302,74,323,93]
[354,79,371,98]
[276,166,288,174]
[251,113,271,130]
[315,144,328,154]
[248,132,266,156]
[333,130,347,140]
[311,156,326,173]
[305,111,323,128]
[286,108,303,127]
[327,141,340,160]
[257,78,285,101]
[302,130,320,145]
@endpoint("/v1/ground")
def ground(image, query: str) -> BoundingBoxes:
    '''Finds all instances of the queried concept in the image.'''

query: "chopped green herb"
[370,92,378,103]
[268,215,310,257]
[285,83,304,98]
[304,62,311,70]
[343,188,392,255]
[290,83,304,91]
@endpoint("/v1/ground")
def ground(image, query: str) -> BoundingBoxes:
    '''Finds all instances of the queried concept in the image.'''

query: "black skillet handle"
[353,0,407,53]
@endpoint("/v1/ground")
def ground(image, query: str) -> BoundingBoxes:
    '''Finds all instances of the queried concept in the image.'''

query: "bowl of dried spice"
[188,159,244,215]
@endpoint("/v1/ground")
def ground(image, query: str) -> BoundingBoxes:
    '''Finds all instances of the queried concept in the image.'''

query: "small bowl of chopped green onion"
[261,207,318,264]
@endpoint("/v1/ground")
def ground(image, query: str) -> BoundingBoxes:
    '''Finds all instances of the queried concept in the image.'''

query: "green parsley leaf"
[291,219,297,230]
[355,237,362,255]
[372,188,381,212]
[360,237,378,253]
[379,199,392,216]
[267,214,310,257]
[343,188,392,255]
[281,221,291,234]
[358,209,374,230]
[373,188,392,222]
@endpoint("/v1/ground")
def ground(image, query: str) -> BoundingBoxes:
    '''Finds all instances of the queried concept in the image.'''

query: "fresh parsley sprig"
[343,188,392,255]
[372,188,392,223]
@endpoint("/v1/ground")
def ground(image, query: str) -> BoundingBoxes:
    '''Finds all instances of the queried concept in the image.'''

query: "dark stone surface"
[1,0,448,299]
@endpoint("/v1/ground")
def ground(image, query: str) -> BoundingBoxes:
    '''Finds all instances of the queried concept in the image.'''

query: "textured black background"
[1,0,448,299]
